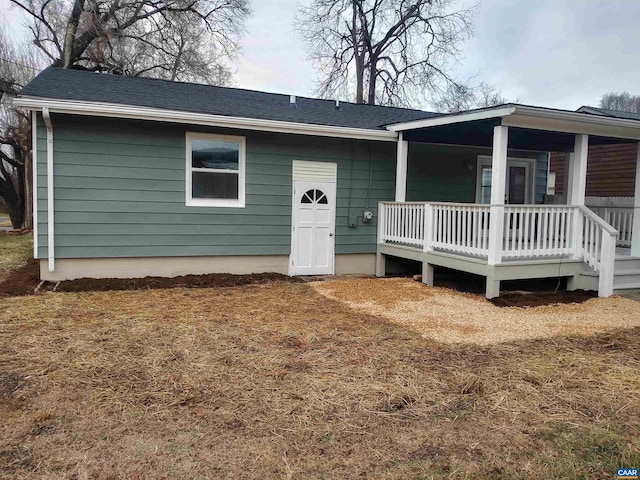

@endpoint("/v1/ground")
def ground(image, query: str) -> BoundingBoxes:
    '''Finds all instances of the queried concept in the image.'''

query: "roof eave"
[387,104,640,141]
[505,105,640,140]
[385,106,517,131]
[15,96,399,142]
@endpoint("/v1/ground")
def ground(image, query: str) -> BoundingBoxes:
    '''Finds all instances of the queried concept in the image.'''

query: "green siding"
[35,115,548,260]
[406,144,479,202]
[406,143,547,203]
[36,114,397,259]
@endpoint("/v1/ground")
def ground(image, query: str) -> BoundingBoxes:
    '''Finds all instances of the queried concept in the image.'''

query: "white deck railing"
[431,203,490,256]
[502,205,575,259]
[588,206,633,247]
[378,202,427,247]
[378,201,618,295]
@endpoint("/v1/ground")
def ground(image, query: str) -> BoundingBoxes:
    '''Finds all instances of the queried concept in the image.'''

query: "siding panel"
[406,144,544,203]
[549,143,638,197]
[37,115,396,259]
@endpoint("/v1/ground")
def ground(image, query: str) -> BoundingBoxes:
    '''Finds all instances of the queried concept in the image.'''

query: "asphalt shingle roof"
[19,67,438,130]
[577,106,640,122]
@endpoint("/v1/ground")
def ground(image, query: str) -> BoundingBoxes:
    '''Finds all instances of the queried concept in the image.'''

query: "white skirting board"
[39,254,376,281]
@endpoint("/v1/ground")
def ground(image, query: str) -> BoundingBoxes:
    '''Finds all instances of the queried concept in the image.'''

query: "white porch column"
[567,134,589,206]
[631,142,640,257]
[567,135,588,257]
[395,132,409,202]
[487,125,508,267]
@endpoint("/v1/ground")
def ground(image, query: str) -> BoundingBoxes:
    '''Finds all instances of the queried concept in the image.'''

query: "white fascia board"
[386,106,517,131]
[575,106,602,115]
[15,97,398,142]
[387,104,640,141]
[504,106,640,140]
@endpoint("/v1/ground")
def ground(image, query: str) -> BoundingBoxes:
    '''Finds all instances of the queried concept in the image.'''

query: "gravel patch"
[310,277,640,345]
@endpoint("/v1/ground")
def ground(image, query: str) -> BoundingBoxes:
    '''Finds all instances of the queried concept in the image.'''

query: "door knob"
[329,233,334,237]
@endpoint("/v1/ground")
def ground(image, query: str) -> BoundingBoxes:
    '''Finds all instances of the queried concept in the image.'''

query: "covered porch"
[376,105,640,298]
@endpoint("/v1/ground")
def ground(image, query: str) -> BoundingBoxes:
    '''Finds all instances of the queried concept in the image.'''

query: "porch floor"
[616,246,635,258]
[382,242,638,263]
[377,240,634,299]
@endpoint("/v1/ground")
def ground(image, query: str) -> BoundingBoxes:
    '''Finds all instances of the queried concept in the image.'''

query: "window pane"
[509,166,526,204]
[481,167,492,203]
[192,171,238,199]
[192,138,239,170]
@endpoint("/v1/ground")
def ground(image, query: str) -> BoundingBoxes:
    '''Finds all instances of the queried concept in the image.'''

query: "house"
[16,67,640,298]
[548,107,640,200]
[547,106,639,248]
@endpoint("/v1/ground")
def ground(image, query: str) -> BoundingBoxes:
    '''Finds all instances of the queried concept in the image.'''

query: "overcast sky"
[1,0,639,111]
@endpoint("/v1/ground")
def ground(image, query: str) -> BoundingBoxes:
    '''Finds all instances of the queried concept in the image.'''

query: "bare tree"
[0,0,249,228]
[296,0,476,106]
[433,81,514,113]
[10,0,250,84]
[0,25,43,229]
[600,92,640,113]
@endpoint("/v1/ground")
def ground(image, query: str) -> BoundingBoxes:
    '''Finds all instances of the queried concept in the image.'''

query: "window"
[475,156,534,204]
[480,166,492,204]
[186,132,245,207]
[301,189,328,204]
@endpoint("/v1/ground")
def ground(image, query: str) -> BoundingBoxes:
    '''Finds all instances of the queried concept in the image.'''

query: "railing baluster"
[534,211,541,253]
[438,207,443,246]
[447,207,452,247]
[589,218,597,263]
[509,209,515,254]
[467,207,472,253]
[523,209,530,256]
[559,208,566,254]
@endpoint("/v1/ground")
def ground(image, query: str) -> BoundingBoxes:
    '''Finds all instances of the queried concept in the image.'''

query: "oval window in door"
[301,189,328,204]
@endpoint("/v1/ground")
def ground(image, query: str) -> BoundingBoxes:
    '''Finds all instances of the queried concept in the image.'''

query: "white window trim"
[476,155,536,204]
[185,132,246,208]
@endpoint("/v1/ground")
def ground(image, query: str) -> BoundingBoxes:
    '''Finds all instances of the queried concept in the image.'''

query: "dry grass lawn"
[0,277,639,479]
[0,234,32,282]
[311,277,640,344]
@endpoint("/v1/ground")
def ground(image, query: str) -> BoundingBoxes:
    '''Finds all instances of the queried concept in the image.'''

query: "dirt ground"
[311,277,640,344]
[0,234,32,283]
[0,257,300,297]
[1,281,639,479]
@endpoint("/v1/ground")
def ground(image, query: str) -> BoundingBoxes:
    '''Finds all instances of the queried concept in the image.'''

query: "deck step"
[578,264,640,293]
[613,269,640,276]
[581,269,640,277]
[614,259,640,271]
[613,284,640,293]
[613,264,640,290]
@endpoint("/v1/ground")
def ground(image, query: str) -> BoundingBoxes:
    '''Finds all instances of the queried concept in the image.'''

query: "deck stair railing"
[378,201,618,295]
[588,206,633,247]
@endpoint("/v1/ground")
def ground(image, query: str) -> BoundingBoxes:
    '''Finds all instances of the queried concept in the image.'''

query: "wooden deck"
[377,201,624,298]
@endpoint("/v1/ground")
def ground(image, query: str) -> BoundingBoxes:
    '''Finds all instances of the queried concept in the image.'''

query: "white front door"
[476,156,534,204]
[290,180,336,275]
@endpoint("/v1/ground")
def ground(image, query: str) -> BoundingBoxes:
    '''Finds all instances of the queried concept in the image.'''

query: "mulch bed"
[0,259,41,297]
[0,259,301,297]
[430,267,598,307]
[0,259,598,307]
[489,290,597,308]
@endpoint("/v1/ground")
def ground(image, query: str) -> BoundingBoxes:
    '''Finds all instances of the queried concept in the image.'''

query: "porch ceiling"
[389,104,640,152]
[400,120,633,152]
